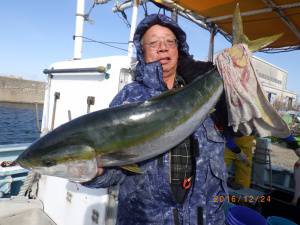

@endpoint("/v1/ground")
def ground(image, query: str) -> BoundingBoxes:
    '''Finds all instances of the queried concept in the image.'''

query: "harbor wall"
[0,76,45,104]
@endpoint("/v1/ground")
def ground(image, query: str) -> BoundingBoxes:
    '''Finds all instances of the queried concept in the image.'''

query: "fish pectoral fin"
[121,164,143,174]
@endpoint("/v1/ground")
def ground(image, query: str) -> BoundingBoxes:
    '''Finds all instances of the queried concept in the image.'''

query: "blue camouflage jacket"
[84,14,227,225]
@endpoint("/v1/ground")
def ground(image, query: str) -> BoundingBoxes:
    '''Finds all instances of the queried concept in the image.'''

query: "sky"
[1,0,299,98]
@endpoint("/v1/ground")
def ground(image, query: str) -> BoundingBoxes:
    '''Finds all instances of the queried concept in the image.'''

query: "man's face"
[142,25,179,80]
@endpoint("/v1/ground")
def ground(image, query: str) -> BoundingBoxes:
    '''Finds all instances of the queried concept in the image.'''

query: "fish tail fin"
[247,33,283,52]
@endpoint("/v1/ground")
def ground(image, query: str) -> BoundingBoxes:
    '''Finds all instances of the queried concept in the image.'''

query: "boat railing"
[0,143,30,157]
[0,143,30,197]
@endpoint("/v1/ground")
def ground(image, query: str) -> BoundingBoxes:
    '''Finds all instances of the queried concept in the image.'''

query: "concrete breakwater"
[0,76,45,104]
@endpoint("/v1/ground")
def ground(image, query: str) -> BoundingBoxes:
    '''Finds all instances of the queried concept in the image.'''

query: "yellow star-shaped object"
[229,4,283,67]
[232,3,283,52]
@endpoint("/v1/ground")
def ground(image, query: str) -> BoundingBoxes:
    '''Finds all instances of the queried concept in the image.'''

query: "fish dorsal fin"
[121,164,143,174]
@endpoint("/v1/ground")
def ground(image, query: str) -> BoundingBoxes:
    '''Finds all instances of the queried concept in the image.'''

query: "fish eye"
[42,159,56,167]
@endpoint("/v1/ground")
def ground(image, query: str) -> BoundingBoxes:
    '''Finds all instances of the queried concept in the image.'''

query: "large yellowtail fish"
[16,68,223,182]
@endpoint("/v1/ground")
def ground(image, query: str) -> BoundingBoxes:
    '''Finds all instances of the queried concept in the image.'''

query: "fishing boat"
[0,0,300,224]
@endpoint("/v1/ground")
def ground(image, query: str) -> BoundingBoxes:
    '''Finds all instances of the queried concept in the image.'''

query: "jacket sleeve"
[82,86,132,189]
[212,93,245,156]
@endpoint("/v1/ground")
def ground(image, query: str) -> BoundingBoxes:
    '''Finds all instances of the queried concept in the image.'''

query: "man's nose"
[157,40,168,51]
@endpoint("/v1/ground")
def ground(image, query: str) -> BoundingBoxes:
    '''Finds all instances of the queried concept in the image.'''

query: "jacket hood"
[133,14,190,91]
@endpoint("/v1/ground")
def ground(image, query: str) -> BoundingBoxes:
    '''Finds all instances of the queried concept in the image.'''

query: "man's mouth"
[159,57,171,64]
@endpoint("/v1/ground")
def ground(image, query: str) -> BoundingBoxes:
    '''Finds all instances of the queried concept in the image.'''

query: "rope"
[116,10,131,28]
[75,36,128,52]
[18,171,40,198]
[84,1,96,22]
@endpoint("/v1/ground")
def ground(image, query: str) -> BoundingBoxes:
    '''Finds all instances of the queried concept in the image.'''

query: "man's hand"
[283,134,299,150]
[97,167,104,176]
[79,167,104,185]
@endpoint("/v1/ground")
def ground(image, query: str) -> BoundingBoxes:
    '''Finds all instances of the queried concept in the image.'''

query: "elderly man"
[83,14,227,225]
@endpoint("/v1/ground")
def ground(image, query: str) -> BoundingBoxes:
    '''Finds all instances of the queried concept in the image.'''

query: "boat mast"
[73,0,85,60]
[127,0,139,58]
[171,8,178,22]
[208,26,216,62]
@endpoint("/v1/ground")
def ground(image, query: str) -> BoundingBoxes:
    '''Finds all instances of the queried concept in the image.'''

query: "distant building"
[252,56,297,110]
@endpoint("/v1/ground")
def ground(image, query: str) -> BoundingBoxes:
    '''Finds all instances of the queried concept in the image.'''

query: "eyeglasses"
[143,38,178,49]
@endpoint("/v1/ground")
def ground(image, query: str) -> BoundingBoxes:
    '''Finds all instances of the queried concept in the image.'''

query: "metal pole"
[41,75,52,135]
[113,0,146,12]
[171,8,178,23]
[51,92,60,130]
[127,0,139,58]
[35,103,41,133]
[208,27,216,62]
[68,110,72,121]
[43,66,107,74]
[73,0,85,60]
[262,0,300,40]
[207,2,300,23]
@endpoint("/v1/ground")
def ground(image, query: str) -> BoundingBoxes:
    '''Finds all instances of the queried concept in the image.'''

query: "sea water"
[0,102,43,145]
